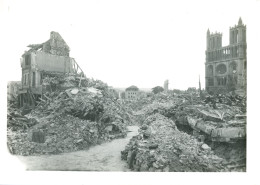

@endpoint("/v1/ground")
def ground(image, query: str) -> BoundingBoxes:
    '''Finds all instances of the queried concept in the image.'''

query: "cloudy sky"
[1,0,259,90]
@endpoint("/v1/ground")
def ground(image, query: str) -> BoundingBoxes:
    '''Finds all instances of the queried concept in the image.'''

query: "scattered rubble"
[138,92,247,143]
[7,74,131,156]
[7,114,126,155]
[121,114,225,172]
[7,101,38,131]
[7,73,246,172]
[121,90,246,171]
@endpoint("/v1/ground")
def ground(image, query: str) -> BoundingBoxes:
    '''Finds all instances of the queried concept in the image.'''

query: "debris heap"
[122,90,246,171]
[121,113,224,172]
[139,92,246,143]
[7,101,38,131]
[7,74,130,156]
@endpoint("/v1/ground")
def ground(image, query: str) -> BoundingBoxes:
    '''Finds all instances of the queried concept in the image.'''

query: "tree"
[121,92,125,99]
[172,89,182,94]
[152,86,164,94]
[126,85,139,91]
[187,87,197,93]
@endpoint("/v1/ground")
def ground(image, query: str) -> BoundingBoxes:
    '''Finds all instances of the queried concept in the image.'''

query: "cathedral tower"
[205,18,247,93]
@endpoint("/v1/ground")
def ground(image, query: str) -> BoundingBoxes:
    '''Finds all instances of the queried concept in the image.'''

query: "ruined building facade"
[205,18,247,93]
[18,31,85,107]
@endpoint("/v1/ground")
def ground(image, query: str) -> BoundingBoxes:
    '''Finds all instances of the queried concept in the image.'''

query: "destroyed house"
[18,31,85,107]
[205,18,247,93]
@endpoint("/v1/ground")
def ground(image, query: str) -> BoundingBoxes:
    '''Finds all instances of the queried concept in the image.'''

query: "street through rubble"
[17,126,138,171]
[7,68,247,172]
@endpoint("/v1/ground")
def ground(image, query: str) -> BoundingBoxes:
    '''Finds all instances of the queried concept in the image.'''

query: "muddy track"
[17,126,139,171]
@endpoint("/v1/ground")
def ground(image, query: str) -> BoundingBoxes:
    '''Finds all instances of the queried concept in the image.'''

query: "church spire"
[238,17,243,25]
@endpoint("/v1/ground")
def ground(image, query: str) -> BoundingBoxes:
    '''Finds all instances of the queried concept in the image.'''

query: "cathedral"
[205,17,247,93]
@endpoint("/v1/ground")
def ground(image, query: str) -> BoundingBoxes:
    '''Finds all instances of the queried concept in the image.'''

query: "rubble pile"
[138,92,247,143]
[203,93,246,112]
[211,141,246,171]
[121,113,225,172]
[7,113,38,131]
[172,101,246,143]
[143,101,180,117]
[8,114,126,155]
[125,92,180,112]
[122,91,246,171]
[7,101,38,131]
[7,74,130,155]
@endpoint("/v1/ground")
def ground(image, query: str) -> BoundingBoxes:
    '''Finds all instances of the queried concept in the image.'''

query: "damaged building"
[205,17,247,93]
[7,81,21,101]
[18,31,85,107]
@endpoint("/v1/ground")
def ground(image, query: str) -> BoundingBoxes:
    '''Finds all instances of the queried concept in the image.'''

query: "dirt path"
[17,126,139,171]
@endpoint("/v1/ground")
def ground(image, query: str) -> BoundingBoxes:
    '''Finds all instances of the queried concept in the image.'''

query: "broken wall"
[43,31,70,56]
[32,51,74,73]
[20,51,75,94]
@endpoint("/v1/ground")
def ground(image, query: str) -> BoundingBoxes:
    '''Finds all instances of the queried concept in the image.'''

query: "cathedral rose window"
[216,64,227,74]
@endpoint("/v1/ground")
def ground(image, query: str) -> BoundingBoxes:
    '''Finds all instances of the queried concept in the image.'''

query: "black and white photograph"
[1,0,259,184]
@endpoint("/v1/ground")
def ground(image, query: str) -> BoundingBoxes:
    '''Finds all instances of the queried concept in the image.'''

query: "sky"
[0,0,258,90]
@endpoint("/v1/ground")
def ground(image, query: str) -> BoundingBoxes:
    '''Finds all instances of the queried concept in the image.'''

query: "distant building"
[18,31,85,107]
[205,18,247,93]
[164,80,169,92]
[125,85,139,100]
[7,81,21,101]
